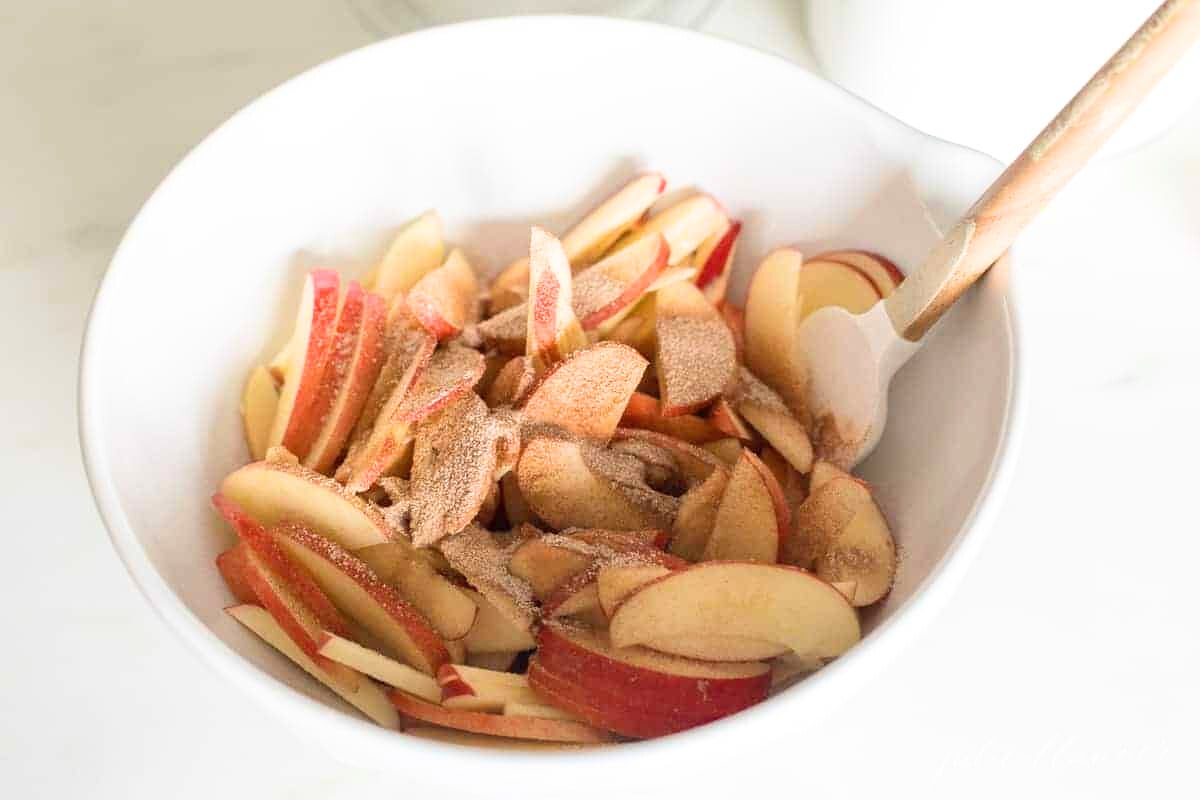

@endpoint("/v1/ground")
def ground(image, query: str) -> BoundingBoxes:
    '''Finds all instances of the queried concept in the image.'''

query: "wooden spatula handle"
[885,0,1200,341]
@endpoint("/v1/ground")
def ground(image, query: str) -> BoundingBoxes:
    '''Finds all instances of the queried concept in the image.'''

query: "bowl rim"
[77,14,1023,772]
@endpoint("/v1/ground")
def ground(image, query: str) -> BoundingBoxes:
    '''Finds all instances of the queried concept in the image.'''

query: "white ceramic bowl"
[79,15,1022,790]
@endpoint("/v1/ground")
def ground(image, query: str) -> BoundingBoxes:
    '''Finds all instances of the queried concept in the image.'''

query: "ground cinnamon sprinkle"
[736,366,790,412]
[655,316,735,410]
[394,344,483,421]
[438,524,538,622]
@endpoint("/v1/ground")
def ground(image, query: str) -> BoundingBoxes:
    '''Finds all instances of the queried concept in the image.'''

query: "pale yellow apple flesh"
[460,589,537,654]
[520,341,647,441]
[316,631,441,703]
[702,450,786,564]
[240,365,279,461]
[668,468,728,561]
[366,211,445,301]
[354,542,478,641]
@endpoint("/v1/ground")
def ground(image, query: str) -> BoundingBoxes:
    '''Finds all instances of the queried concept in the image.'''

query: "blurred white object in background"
[805,0,1200,160]
[349,0,721,34]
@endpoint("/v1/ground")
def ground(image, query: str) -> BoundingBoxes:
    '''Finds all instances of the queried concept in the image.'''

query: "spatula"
[800,0,1200,467]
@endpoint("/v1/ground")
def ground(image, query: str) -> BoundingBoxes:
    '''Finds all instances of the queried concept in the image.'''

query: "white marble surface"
[3,2,1199,797]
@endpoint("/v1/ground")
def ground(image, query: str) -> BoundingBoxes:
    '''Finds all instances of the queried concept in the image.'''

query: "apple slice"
[744,248,807,417]
[693,220,741,306]
[535,624,769,718]
[354,542,478,641]
[706,396,755,443]
[476,304,527,356]
[796,259,881,321]
[596,564,671,618]
[813,249,904,297]
[516,437,678,532]
[542,576,604,622]
[337,324,436,492]
[408,392,513,547]
[642,634,788,662]
[608,562,860,660]
[525,226,588,369]
[573,233,670,329]
[620,392,724,444]
[508,536,594,601]
[760,445,807,509]
[813,496,896,607]
[668,467,729,561]
[488,172,667,312]
[389,688,614,744]
[520,342,647,441]
[220,460,392,549]
[809,459,861,493]
[407,248,479,340]
[720,302,746,363]
[272,521,449,675]
[702,450,788,563]
[484,355,536,407]
[700,438,742,466]
[438,664,542,711]
[303,288,388,473]
[736,368,814,474]
[503,701,581,722]
[226,605,398,728]
[611,427,724,485]
[268,269,341,453]
[783,476,871,569]
[240,365,278,461]
[216,544,258,604]
[499,471,537,527]
[439,525,538,635]
[654,280,736,416]
[601,296,657,359]
[461,588,537,654]
[316,631,442,703]
[367,211,445,301]
[614,194,727,266]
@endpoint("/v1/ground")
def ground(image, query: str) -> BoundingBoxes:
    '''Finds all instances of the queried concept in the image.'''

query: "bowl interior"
[81,16,1013,760]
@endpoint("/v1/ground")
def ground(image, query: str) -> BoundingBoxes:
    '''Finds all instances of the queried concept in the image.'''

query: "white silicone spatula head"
[799,0,1200,468]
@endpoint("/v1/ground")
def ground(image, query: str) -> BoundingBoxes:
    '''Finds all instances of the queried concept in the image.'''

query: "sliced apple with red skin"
[407,249,479,340]
[744,248,807,417]
[668,467,729,562]
[614,194,728,267]
[517,437,678,532]
[643,634,788,662]
[489,172,667,312]
[503,701,582,722]
[543,575,604,622]
[720,302,746,363]
[389,688,614,744]
[461,588,537,654]
[367,211,445,302]
[272,520,449,675]
[226,605,398,728]
[303,288,388,474]
[508,537,594,600]
[813,249,904,297]
[608,562,860,660]
[620,392,724,444]
[654,280,736,416]
[693,220,741,306]
[601,296,657,359]
[220,460,391,549]
[316,631,442,703]
[700,437,742,466]
[337,324,436,491]
[706,396,756,443]
[611,427,724,485]
[241,365,278,461]
[216,544,258,605]
[535,624,769,718]
[439,525,537,635]
[702,449,789,563]
[736,367,814,474]
[354,542,478,641]
[526,226,587,368]
[268,269,341,453]
[520,342,647,441]
[212,495,353,635]
[407,392,511,547]
[527,660,725,739]
[573,233,669,329]
[438,664,542,711]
